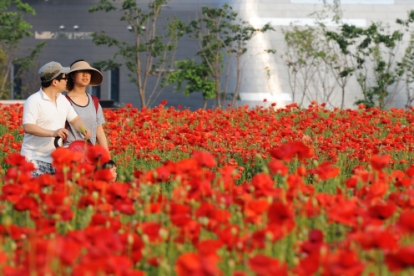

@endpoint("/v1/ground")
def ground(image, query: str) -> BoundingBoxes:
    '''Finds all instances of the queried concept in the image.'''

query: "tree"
[89,0,186,108]
[326,9,414,109]
[0,0,46,99]
[281,1,357,109]
[281,26,323,106]
[396,11,414,108]
[281,0,414,109]
[167,59,215,109]
[171,4,274,109]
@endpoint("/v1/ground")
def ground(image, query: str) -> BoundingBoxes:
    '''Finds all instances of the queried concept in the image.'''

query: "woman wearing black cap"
[64,59,109,155]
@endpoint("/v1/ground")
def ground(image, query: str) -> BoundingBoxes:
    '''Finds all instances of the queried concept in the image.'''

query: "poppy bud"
[63,166,70,174]
[228,259,235,268]
[267,196,273,204]
[52,214,61,220]
[231,227,238,236]
[320,245,328,256]
[2,216,12,227]
[265,231,273,241]
[142,234,150,244]
[127,234,134,245]
[293,257,299,266]
[159,228,169,240]
[141,247,149,257]
[161,260,171,273]
[176,244,184,253]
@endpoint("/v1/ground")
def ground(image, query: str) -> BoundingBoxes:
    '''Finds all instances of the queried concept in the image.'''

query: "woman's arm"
[69,116,92,140]
[96,125,110,155]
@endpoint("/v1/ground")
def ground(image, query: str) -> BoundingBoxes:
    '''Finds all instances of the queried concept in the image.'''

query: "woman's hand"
[83,128,92,141]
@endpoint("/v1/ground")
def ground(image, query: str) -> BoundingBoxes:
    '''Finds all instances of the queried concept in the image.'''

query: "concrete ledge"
[0,100,25,105]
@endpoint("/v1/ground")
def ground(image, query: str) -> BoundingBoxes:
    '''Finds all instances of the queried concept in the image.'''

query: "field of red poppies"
[0,101,414,275]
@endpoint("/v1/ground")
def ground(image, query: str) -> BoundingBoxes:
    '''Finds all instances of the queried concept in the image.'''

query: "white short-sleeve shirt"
[21,88,78,163]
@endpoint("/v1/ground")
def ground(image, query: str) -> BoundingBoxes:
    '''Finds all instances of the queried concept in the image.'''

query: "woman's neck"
[69,86,86,95]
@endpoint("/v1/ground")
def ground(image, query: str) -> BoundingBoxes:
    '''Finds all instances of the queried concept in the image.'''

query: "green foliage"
[170,4,275,108]
[0,0,44,99]
[89,0,186,108]
[167,59,215,109]
[283,2,414,109]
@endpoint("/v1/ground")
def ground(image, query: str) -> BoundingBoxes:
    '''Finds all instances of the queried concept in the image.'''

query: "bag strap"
[65,94,99,114]
[91,95,99,114]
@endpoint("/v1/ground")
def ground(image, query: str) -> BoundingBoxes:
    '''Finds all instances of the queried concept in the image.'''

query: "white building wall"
[219,0,414,108]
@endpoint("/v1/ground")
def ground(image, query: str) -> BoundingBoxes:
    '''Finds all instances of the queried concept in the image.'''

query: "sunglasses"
[55,75,68,81]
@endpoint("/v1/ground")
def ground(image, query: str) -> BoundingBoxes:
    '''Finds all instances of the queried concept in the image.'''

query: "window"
[110,67,119,103]
[11,64,22,99]
[91,67,101,98]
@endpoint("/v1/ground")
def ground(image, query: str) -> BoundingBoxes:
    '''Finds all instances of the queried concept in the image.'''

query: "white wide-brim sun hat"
[69,60,103,86]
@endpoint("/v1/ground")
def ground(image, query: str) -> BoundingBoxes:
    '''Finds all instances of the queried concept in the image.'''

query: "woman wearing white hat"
[64,59,109,155]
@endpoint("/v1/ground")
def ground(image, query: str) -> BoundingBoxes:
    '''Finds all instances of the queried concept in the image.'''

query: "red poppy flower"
[327,199,360,227]
[14,196,38,213]
[293,253,320,276]
[313,162,340,181]
[86,145,110,166]
[267,159,288,175]
[147,256,162,267]
[322,249,365,276]
[267,201,295,232]
[175,252,222,276]
[248,254,288,276]
[192,151,216,168]
[268,141,313,162]
[217,225,240,250]
[385,245,414,272]
[52,148,83,167]
[1,184,23,203]
[141,222,162,243]
[251,173,279,197]
[54,238,82,266]
[370,155,391,171]
[300,229,326,255]
[366,202,396,221]
[244,199,270,224]
[5,153,27,166]
[169,203,192,227]
[196,239,223,257]
[350,226,399,251]
[396,210,414,234]
[94,169,114,182]
[113,199,135,215]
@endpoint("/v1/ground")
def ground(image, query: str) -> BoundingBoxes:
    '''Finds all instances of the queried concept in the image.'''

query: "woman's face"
[72,70,92,87]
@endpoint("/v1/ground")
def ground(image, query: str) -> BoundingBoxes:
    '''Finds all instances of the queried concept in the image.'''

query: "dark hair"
[41,73,65,88]
[102,160,116,169]
[70,59,85,67]
[66,59,85,91]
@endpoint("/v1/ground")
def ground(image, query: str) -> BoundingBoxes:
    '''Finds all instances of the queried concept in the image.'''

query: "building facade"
[12,0,414,109]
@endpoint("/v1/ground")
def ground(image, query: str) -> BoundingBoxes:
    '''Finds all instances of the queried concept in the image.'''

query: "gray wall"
[15,0,414,109]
